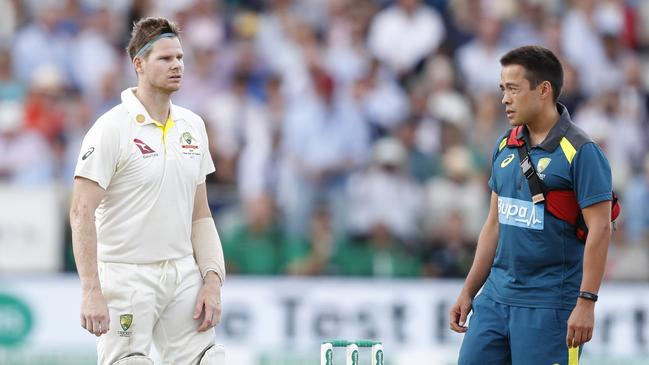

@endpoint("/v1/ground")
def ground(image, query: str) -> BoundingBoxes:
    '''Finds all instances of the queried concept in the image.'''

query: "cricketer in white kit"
[69,17,226,365]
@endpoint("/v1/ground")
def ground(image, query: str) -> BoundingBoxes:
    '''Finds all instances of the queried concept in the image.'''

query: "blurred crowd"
[1,0,649,280]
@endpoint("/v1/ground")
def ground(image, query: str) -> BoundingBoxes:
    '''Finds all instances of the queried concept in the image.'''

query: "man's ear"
[540,80,553,100]
[133,57,144,75]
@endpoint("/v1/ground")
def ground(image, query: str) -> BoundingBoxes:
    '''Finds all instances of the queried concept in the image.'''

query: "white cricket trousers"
[96,255,214,364]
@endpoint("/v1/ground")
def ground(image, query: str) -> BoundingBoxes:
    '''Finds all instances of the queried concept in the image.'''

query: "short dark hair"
[500,45,563,102]
[126,17,181,60]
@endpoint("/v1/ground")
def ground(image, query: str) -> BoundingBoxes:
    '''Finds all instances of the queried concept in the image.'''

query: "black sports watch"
[578,291,598,302]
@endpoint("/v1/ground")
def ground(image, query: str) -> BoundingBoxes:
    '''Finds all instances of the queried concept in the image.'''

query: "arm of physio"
[566,200,611,347]
[191,182,226,332]
[449,191,499,333]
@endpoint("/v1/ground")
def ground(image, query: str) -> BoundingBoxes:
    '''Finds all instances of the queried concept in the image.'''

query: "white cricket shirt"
[74,88,216,263]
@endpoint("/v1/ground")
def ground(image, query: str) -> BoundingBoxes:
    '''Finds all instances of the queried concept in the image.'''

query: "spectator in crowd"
[503,0,548,48]
[573,90,641,189]
[285,201,338,276]
[557,61,586,115]
[205,70,270,184]
[331,221,422,277]
[222,196,289,275]
[0,0,19,43]
[355,59,410,138]
[237,75,284,206]
[0,101,53,184]
[424,145,486,241]
[562,0,631,96]
[323,0,375,87]
[278,66,369,239]
[12,1,70,83]
[422,211,474,278]
[0,48,25,102]
[23,64,66,145]
[367,0,445,83]
[625,154,649,245]
[70,6,118,102]
[395,117,440,183]
[456,16,509,97]
[346,137,424,244]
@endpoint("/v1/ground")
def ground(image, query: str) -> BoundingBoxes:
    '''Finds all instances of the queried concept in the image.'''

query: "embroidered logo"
[501,154,515,168]
[118,314,133,337]
[82,147,95,160]
[180,132,198,149]
[180,131,200,157]
[537,157,551,180]
[134,138,156,155]
[181,132,192,145]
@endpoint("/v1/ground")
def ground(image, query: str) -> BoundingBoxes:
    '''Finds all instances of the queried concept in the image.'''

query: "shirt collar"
[120,87,178,126]
[517,103,572,152]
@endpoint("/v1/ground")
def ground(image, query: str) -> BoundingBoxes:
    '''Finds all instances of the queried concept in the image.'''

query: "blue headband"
[133,32,177,60]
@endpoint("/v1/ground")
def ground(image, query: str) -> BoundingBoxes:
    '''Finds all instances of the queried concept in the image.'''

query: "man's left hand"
[566,299,595,348]
[193,272,222,332]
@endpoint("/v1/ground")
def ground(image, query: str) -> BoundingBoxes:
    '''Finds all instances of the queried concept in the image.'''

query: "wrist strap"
[578,291,598,302]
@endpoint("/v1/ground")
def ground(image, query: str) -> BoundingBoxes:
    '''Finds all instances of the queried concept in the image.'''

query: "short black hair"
[500,45,563,102]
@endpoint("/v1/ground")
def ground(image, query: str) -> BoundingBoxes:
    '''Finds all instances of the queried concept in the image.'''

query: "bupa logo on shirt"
[497,196,544,230]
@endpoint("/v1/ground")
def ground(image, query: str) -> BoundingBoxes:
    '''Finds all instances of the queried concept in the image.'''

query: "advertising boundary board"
[0,276,648,365]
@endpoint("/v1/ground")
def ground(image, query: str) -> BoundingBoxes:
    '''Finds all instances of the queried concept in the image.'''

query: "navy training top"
[483,103,612,310]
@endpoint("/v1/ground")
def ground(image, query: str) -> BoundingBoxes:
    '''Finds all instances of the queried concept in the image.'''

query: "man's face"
[499,64,543,126]
[137,37,184,93]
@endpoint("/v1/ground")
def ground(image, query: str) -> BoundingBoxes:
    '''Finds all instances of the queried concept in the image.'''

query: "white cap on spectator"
[426,55,454,89]
[373,137,407,168]
[595,2,624,36]
[428,91,472,129]
[442,145,473,180]
[30,64,64,92]
[0,101,24,133]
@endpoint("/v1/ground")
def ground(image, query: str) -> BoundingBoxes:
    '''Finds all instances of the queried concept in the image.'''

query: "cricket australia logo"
[498,196,544,230]
[118,314,133,337]
[180,131,200,157]
[536,157,551,180]
[180,132,198,148]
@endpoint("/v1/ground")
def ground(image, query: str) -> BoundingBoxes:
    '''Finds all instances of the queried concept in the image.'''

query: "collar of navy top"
[514,103,572,152]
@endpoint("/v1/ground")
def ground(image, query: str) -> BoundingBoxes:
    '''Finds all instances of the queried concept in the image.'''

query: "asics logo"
[501,154,515,168]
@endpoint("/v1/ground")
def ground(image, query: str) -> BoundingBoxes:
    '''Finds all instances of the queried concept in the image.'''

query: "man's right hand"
[449,293,473,333]
[80,288,110,337]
